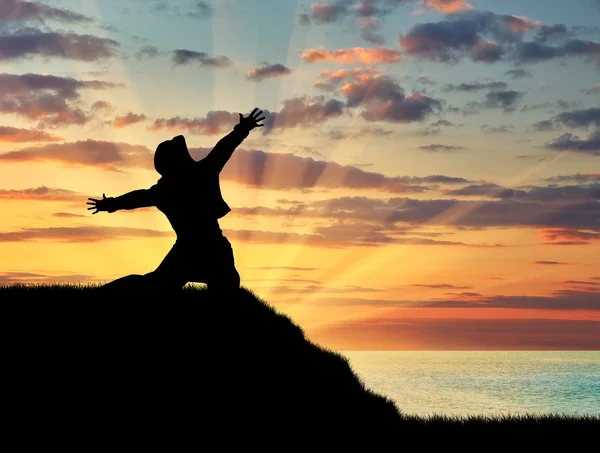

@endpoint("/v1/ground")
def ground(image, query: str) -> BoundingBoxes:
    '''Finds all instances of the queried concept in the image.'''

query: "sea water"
[342,351,600,416]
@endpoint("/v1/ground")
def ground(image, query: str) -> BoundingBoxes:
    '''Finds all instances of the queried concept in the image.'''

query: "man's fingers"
[256,124,264,127]
[250,107,258,117]
[256,116,265,122]
[92,210,98,215]
[239,113,243,121]
[87,198,99,202]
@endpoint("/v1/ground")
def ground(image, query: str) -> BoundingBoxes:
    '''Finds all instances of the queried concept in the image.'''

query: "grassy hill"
[0,284,597,448]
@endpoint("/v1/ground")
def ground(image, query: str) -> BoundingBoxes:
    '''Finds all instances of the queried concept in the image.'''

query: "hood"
[154,135,195,176]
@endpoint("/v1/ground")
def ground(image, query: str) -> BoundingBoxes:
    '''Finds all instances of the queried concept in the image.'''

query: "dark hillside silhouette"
[0,284,401,447]
[0,285,597,447]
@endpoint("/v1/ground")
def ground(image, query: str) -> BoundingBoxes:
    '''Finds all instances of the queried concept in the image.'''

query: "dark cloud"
[314,287,600,311]
[447,183,600,202]
[150,98,345,135]
[535,24,570,42]
[226,222,493,248]
[361,30,385,46]
[313,317,600,350]
[172,49,232,67]
[531,260,570,265]
[504,69,532,79]
[482,90,524,112]
[0,186,82,201]
[531,119,555,131]
[0,138,468,193]
[326,126,394,141]
[0,73,123,128]
[514,40,563,63]
[113,112,148,129]
[471,41,504,62]
[416,119,460,136]
[0,140,153,171]
[90,100,113,114]
[309,1,350,24]
[191,148,466,193]
[399,11,534,63]
[0,29,119,62]
[481,124,515,133]
[442,81,507,92]
[418,144,465,152]
[582,84,600,95]
[0,0,93,24]
[399,10,600,67]
[232,192,600,236]
[297,13,310,25]
[545,131,600,155]
[553,108,600,129]
[186,1,212,18]
[521,100,581,113]
[0,126,62,142]
[544,173,600,184]
[135,45,160,59]
[149,111,238,135]
[417,75,437,85]
[0,226,173,243]
[340,74,442,123]
[445,183,522,198]
[246,63,292,82]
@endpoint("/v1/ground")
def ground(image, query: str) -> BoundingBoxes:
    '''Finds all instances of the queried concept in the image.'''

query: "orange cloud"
[301,47,401,65]
[0,126,62,142]
[0,226,173,243]
[505,15,542,33]
[423,0,473,14]
[315,67,381,91]
[0,186,82,201]
[539,228,600,245]
[113,112,148,129]
[0,140,153,171]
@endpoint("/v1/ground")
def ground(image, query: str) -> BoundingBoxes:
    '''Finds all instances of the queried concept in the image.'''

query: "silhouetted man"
[87,108,265,292]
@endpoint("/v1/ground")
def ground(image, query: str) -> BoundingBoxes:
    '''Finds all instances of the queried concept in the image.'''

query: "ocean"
[342,351,600,417]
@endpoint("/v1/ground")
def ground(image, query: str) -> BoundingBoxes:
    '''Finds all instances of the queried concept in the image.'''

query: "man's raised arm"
[87,186,157,215]
[201,108,265,174]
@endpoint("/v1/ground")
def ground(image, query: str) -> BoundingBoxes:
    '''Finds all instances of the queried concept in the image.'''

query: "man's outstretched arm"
[87,186,157,214]
[201,108,265,174]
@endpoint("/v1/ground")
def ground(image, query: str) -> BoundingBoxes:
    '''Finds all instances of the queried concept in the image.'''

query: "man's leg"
[143,242,189,291]
[101,274,146,290]
[204,236,241,296]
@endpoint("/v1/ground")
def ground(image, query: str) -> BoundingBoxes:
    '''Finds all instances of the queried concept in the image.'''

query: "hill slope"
[1,284,597,448]
[0,284,401,446]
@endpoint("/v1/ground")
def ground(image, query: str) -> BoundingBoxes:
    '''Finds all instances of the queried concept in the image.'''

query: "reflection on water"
[343,351,600,416]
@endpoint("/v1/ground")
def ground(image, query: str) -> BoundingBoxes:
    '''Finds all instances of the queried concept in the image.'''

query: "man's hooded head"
[154,135,195,176]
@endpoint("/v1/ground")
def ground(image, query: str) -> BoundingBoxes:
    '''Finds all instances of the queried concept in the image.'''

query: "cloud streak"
[0,30,119,62]
[0,73,123,128]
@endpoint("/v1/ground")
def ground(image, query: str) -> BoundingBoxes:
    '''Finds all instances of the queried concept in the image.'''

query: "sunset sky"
[1,0,599,350]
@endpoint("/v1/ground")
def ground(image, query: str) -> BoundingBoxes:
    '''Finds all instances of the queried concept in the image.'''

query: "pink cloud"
[301,46,402,65]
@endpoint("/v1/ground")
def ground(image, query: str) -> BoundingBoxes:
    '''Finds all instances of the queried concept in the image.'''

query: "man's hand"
[236,108,265,132]
[87,193,112,215]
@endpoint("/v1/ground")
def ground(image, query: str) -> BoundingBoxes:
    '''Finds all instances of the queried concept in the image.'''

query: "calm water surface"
[343,351,600,416]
